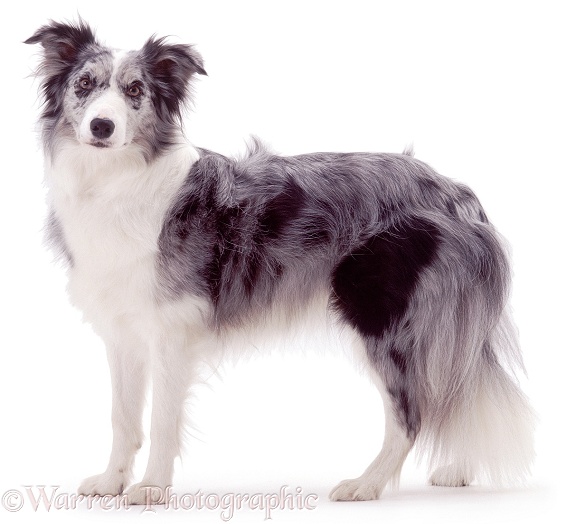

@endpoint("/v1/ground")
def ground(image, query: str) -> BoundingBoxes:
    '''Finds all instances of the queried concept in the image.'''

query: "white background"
[1,1,584,523]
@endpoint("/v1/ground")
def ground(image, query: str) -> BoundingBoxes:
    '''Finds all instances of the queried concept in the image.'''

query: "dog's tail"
[406,213,535,485]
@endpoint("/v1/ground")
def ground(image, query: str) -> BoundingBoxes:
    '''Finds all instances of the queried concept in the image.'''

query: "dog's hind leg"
[328,219,437,500]
[329,337,419,501]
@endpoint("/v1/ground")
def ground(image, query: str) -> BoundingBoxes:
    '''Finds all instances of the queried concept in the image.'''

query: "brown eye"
[79,77,93,90]
[126,84,143,98]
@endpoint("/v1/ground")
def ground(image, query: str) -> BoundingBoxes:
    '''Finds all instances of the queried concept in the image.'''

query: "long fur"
[26,19,535,504]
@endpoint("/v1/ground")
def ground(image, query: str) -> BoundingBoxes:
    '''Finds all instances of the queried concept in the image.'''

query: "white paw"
[124,481,169,505]
[429,465,472,487]
[78,470,128,496]
[329,478,383,501]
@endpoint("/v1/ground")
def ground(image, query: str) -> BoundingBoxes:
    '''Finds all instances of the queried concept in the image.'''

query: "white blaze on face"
[79,51,132,149]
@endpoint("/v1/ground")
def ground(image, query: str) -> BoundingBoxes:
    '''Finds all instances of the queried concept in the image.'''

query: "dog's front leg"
[78,338,148,497]
[125,335,195,505]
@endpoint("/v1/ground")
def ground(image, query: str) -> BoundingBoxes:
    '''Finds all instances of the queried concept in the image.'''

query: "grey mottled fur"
[158,139,522,443]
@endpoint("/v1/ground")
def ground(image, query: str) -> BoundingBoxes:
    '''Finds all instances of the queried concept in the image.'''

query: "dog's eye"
[126,84,143,98]
[79,77,93,90]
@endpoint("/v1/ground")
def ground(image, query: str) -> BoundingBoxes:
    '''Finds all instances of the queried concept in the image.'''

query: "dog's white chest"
[58,187,161,324]
[47,143,198,325]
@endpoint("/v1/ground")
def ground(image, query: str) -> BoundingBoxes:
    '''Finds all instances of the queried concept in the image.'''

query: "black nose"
[90,118,115,139]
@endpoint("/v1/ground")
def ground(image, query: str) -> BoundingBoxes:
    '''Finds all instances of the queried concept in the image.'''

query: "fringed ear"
[25,19,97,73]
[140,36,206,118]
[25,19,98,120]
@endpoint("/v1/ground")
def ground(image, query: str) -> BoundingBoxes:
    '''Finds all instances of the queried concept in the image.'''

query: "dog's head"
[26,20,206,160]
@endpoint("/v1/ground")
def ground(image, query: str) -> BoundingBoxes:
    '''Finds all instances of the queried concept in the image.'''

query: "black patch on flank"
[197,172,301,314]
[331,217,439,338]
[258,177,305,240]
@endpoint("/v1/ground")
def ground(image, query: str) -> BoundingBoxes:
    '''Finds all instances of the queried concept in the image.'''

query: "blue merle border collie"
[26,20,534,504]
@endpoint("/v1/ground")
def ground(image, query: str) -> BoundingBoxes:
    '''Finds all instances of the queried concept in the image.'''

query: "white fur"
[422,363,535,487]
[47,133,213,502]
[78,88,129,148]
[329,387,412,501]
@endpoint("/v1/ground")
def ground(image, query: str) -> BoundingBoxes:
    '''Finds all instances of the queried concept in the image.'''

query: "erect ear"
[141,36,207,117]
[25,20,98,119]
[25,19,97,68]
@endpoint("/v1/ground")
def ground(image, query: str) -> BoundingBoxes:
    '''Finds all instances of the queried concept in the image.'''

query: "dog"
[26,19,535,504]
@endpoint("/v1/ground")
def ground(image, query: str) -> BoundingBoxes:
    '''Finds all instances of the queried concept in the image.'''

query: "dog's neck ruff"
[46,137,199,199]
[46,138,199,278]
